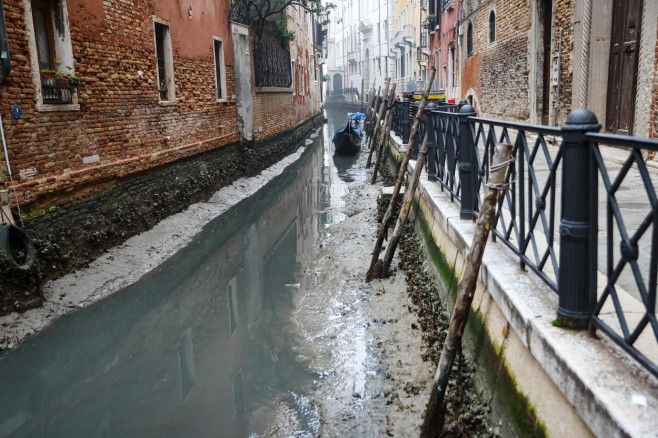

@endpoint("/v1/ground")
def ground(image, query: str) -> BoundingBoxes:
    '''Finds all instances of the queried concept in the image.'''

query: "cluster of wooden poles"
[360,67,514,436]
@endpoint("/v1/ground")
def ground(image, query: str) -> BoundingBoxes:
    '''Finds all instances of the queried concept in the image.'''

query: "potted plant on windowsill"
[40,68,56,79]
[64,74,81,87]
[53,72,81,88]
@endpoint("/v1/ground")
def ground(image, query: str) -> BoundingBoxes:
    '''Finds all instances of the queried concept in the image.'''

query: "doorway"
[605,0,642,135]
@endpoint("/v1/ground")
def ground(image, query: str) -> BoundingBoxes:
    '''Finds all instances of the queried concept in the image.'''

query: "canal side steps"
[386,132,658,437]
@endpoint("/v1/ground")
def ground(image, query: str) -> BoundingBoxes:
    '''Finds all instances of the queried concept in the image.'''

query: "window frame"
[489,10,496,44]
[213,36,227,103]
[31,0,55,71]
[467,20,474,57]
[153,16,176,104]
[24,0,79,112]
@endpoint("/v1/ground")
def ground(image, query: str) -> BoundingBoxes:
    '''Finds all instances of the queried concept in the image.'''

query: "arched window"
[489,10,496,43]
[467,21,473,56]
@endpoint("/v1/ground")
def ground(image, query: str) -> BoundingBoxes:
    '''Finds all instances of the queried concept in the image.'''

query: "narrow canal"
[0,108,431,437]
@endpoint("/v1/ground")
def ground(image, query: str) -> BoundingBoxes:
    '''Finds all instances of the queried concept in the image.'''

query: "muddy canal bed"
[0,109,492,437]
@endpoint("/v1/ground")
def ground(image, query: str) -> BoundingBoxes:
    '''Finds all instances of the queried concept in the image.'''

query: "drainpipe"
[0,0,11,84]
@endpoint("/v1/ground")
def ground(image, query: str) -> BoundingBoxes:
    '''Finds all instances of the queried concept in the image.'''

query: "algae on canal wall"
[0,114,323,316]
[413,209,546,438]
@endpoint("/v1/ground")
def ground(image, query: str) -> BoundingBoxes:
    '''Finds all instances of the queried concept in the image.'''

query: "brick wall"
[252,9,320,141]
[461,0,531,120]
[0,0,239,217]
[461,0,576,125]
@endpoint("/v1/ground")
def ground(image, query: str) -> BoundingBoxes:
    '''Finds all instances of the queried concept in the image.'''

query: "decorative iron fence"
[389,102,658,379]
[229,0,249,25]
[586,131,658,378]
[253,41,292,88]
[41,78,77,104]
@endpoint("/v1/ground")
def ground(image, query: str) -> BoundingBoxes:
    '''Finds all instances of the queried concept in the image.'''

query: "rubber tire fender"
[0,224,35,273]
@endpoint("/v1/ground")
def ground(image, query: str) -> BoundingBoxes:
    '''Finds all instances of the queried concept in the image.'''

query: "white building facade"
[325,0,394,100]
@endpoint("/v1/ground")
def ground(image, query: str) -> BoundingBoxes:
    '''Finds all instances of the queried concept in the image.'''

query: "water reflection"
[0,130,346,437]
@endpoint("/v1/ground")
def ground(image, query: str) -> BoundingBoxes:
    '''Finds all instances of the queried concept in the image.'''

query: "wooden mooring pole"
[421,143,514,437]
[366,67,436,281]
[371,83,397,184]
[379,130,428,277]
[366,78,391,168]
[365,86,381,138]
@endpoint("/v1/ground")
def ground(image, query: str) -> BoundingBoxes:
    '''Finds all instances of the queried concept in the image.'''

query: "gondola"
[332,112,365,155]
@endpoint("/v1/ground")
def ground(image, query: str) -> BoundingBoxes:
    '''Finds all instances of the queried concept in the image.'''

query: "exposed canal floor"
[0,109,439,437]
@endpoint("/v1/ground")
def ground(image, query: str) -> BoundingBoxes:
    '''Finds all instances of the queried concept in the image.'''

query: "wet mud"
[269,141,492,436]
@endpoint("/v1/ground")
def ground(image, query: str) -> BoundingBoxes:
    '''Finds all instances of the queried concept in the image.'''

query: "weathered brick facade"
[1,0,239,216]
[461,0,574,124]
[252,9,321,140]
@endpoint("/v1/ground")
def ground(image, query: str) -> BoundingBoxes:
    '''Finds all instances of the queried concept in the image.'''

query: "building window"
[489,10,496,43]
[26,0,78,110]
[213,37,226,101]
[154,19,175,102]
[449,46,455,87]
[32,0,54,71]
[467,21,473,56]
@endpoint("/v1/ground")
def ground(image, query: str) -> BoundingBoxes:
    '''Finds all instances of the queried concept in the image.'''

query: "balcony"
[402,24,414,46]
[443,0,455,11]
[41,77,78,105]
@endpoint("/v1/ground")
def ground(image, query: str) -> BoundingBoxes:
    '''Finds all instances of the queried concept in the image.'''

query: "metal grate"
[41,78,75,104]
[229,0,249,25]
[253,41,292,88]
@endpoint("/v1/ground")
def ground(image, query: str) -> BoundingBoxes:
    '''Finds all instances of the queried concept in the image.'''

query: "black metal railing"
[386,103,658,378]
[471,117,563,293]
[253,41,292,88]
[586,131,658,378]
[41,78,76,104]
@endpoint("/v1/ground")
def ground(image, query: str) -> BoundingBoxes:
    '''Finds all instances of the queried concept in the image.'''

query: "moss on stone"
[414,208,547,438]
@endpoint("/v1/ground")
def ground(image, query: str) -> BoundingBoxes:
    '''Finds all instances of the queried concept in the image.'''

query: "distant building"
[325,0,392,101]
[428,0,461,100]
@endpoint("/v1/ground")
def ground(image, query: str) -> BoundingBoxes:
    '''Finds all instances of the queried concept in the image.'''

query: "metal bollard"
[457,104,478,220]
[557,109,601,329]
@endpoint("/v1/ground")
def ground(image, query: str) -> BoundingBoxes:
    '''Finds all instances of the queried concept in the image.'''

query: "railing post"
[425,102,438,181]
[457,104,477,220]
[401,97,411,144]
[557,109,600,329]
[411,101,421,157]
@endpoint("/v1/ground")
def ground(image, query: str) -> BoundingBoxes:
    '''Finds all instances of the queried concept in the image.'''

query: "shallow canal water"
[0,109,367,437]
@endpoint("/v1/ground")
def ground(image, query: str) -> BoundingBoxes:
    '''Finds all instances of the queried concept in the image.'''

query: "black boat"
[332,113,365,155]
